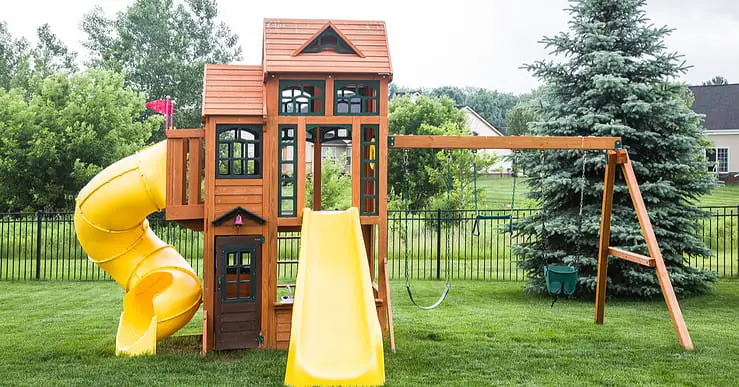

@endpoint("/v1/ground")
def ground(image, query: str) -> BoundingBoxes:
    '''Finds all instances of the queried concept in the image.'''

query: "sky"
[3,0,739,94]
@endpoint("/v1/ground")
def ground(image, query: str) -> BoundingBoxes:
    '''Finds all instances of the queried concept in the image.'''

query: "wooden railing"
[165,129,205,221]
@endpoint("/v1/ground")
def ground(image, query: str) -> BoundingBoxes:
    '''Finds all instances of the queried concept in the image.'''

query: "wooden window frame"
[334,80,380,116]
[216,124,263,179]
[279,80,325,116]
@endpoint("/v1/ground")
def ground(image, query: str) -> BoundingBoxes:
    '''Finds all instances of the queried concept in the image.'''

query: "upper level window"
[279,80,325,115]
[335,80,379,115]
[301,26,357,55]
[216,125,262,179]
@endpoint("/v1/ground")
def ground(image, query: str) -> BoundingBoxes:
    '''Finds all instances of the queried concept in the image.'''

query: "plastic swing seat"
[471,214,513,236]
[544,264,578,306]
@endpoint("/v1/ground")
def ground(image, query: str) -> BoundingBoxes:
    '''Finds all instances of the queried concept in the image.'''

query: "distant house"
[460,106,513,173]
[689,84,739,179]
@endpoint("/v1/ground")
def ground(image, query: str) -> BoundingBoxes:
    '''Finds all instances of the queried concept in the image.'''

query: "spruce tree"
[516,0,717,298]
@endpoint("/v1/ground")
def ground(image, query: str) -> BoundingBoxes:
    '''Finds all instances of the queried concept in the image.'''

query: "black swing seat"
[476,214,512,220]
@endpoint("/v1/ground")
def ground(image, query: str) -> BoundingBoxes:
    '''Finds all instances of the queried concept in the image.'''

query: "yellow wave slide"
[74,140,202,356]
[285,208,385,386]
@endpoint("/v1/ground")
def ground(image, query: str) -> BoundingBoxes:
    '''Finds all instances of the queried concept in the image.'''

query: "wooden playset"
[157,18,692,355]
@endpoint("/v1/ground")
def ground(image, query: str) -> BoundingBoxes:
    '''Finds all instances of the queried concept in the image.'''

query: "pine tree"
[516,0,717,298]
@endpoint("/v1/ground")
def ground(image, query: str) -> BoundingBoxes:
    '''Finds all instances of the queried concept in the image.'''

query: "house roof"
[461,106,504,136]
[263,18,392,76]
[689,84,739,130]
[202,64,264,117]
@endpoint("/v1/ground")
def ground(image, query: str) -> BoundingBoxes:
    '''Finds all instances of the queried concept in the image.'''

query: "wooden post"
[313,131,322,211]
[620,152,694,350]
[383,257,395,353]
[595,150,618,324]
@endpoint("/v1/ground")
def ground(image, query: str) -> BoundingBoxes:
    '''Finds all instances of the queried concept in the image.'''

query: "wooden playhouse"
[164,18,393,352]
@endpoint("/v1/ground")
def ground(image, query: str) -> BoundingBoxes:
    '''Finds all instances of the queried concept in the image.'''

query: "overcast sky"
[3,0,739,94]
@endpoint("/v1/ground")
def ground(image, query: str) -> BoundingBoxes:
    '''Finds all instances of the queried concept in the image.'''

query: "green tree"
[32,24,78,79]
[516,0,717,298]
[702,76,729,86]
[464,88,520,129]
[0,70,159,211]
[388,95,494,210]
[81,0,242,136]
[305,156,352,210]
[0,21,32,91]
[505,101,539,135]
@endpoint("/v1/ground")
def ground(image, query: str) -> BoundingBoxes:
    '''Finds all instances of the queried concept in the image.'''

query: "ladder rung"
[608,247,656,267]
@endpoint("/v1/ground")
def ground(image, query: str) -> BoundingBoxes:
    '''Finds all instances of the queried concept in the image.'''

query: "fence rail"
[0,206,737,281]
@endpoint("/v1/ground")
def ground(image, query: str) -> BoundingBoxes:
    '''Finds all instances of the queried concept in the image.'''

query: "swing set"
[390,134,694,351]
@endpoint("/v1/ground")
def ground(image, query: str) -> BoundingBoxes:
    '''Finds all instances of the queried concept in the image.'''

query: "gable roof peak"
[292,21,365,58]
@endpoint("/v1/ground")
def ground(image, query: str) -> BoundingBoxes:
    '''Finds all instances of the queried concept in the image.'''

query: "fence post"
[436,208,442,280]
[35,210,42,280]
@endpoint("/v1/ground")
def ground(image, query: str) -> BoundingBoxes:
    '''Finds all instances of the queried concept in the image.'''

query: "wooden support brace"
[608,247,656,267]
[620,151,694,351]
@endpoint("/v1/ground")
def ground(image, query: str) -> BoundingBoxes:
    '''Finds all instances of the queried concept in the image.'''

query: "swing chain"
[579,151,588,217]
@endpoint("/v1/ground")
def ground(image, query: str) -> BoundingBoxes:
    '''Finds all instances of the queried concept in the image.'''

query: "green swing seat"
[544,264,578,297]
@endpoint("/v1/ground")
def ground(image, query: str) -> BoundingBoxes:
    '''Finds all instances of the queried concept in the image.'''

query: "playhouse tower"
[164,18,392,352]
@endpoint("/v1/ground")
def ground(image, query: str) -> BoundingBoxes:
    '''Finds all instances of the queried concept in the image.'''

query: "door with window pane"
[214,235,261,350]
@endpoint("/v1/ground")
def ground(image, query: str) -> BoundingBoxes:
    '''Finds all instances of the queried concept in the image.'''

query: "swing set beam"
[388,135,622,150]
[388,135,694,351]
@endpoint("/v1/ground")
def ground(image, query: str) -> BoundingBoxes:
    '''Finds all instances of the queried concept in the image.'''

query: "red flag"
[146,99,171,115]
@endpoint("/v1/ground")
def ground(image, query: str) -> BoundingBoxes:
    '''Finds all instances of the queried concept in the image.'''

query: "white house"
[460,106,513,174]
[690,84,739,180]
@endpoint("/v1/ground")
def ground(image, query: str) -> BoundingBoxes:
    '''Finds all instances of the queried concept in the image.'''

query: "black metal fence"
[0,206,737,281]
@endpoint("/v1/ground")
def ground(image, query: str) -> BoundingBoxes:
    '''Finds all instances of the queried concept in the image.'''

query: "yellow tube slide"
[284,208,385,386]
[74,140,202,356]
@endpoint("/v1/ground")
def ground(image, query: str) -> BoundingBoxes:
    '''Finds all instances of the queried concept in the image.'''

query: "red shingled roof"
[201,64,264,117]
[263,18,392,76]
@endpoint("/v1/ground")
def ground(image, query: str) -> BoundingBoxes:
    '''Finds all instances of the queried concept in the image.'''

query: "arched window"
[279,80,325,115]
[216,125,262,178]
[335,80,379,115]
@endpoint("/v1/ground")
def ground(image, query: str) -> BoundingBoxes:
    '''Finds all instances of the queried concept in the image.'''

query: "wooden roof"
[202,64,264,117]
[263,18,392,76]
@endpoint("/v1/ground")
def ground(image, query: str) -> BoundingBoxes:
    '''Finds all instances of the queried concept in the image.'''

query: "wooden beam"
[390,135,622,150]
[312,134,322,210]
[383,257,395,353]
[187,139,202,205]
[608,247,656,267]
[620,151,694,351]
[595,150,617,324]
[166,128,205,139]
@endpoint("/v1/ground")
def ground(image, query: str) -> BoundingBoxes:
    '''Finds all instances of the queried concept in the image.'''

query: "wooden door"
[214,235,262,350]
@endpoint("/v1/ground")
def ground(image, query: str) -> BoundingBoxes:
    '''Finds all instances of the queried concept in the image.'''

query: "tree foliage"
[506,101,539,136]
[516,0,717,298]
[0,70,159,211]
[701,75,729,86]
[82,0,242,135]
[388,95,494,210]
[305,156,352,211]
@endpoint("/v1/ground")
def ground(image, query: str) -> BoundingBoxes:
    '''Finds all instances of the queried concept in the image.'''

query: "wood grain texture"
[620,151,694,351]
[608,247,656,267]
[187,138,202,205]
[595,151,617,325]
[202,117,216,353]
[263,19,392,76]
[391,135,623,150]
[202,64,264,117]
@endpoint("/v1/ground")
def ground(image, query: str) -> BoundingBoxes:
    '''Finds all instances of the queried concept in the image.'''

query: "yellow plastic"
[73,140,202,356]
[285,208,385,386]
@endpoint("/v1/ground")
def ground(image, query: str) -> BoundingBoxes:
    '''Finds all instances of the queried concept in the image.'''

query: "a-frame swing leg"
[594,149,693,351]
[595,150,617,324]
[620,153,694,351]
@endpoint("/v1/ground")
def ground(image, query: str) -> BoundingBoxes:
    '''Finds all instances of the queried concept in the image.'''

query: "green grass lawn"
[478,177,739,208]
[2,280,739,385]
